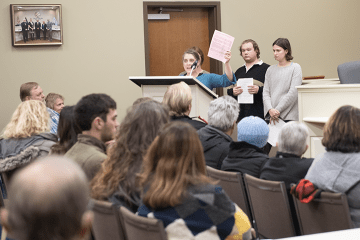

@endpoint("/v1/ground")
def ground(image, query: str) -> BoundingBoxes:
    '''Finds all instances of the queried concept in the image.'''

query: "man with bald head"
[0,156,93,240]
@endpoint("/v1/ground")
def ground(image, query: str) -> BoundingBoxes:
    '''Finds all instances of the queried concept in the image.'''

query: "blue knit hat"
[237,116,269,148]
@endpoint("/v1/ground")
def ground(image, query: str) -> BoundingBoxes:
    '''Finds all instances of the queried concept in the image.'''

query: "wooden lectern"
[129,76,218,121]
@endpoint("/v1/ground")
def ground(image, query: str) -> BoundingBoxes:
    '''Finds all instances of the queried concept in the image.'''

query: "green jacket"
[65,134,107,181]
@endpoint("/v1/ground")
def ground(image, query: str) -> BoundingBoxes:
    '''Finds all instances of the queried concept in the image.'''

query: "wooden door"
[148,8,210,76]
[143,2,223,95]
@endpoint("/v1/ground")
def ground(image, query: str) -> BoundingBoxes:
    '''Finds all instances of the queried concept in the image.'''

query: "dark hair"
[91,100,169,208]
[240,39,260,59]
[322,105,360,153]
[182,49,200,63]
[74,93,116,131]
[20,82,38,102]
[272,38,293,61]
[50,106,81,155]
[189,46,205,66]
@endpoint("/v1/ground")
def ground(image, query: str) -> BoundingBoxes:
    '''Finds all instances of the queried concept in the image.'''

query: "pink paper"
[207,30,235,63]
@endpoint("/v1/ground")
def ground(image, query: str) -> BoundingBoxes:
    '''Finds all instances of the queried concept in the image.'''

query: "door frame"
[143,1,223,95]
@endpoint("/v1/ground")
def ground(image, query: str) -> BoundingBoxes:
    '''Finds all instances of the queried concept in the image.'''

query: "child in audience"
[221,116,269,177]
[91,100,169,212]
[138,122,252,240]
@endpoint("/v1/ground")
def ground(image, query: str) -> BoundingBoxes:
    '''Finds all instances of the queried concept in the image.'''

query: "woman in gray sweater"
[263,38,302,123]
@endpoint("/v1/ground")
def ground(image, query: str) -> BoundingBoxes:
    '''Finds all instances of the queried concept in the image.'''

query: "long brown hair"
[50,106,81,155]
[91,100,169,204]
[322,105,360,153]
[139,121,213,209]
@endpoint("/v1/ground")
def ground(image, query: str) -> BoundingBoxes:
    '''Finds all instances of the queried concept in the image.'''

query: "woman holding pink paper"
[180,49,236,90]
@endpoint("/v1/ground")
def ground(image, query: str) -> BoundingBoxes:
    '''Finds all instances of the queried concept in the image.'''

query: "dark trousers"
[43,30,47,40]
[22,31,28,42]
[36,30,40,39]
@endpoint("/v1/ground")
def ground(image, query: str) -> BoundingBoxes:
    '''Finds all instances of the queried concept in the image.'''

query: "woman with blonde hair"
[138,122,252,240]
[0,100,57,181]
[91,100,169,212]
[305,105,360,227]
[163,81,206,130]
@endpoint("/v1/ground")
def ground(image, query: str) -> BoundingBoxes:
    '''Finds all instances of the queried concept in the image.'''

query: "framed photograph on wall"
[10,4,62,47]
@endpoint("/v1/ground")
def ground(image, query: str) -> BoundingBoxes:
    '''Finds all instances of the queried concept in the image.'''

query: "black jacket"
[197,125,233,169]
[260,151,314,191]
[171,115,206,130]
[221,141,268,178]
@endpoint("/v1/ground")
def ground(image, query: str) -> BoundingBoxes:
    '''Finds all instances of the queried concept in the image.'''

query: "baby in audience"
[221,116,269,177]
[138,122,252,240]
[91,100,169,212]
[0,156,93,240]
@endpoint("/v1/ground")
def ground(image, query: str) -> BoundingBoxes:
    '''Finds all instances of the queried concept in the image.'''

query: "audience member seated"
[260,121,314,235]
[138,122,252,240]
[197,95,239,169]
[305,105,360,228]
[45,92,65,134]
[260,121,314,190]
[50,106,82,155]
[19,82,45,102]
[91,100,169,212]
[163,81,206,130]
[0,100,57,181]
[0,156,93,240]
[65,94,119,181]
[221,116,269,178]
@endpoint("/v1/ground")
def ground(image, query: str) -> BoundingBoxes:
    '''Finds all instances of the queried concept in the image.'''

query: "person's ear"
[0,208,11,234]
[79,211,94,239]
[303,144,308,155]
[92,117,104,131]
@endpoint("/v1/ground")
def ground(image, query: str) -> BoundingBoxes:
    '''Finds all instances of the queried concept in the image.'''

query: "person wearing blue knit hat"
[221,116,269,178]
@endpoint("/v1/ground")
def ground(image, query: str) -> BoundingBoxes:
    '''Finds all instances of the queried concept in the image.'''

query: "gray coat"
[0,132,57,179]
[305,151,360,228]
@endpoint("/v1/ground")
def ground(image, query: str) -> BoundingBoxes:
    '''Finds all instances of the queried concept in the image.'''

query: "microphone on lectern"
[189,60,198,76]
[191,60,198,70]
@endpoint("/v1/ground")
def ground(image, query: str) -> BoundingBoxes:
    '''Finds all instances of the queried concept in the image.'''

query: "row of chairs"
[206,166,353,239]
[91,199,167,240]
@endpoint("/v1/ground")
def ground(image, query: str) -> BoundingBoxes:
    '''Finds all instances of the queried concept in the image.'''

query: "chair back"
[292,190,352,235]
[206,166,252,220]
[337,61,360,84]
[119,206,167,240]
[91,199,126,240]
[244,174,296,239]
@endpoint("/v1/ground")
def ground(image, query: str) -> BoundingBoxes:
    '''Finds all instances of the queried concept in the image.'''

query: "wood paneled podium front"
[129,76,218,122]
[297,79,360,158]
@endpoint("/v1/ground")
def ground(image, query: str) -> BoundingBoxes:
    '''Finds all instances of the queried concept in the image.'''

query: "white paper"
[237,78,253,104]
[267,118,286,146]
[207,30,235,63]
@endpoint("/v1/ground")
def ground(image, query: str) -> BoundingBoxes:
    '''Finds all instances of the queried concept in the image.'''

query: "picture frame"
[10,4,63,47]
